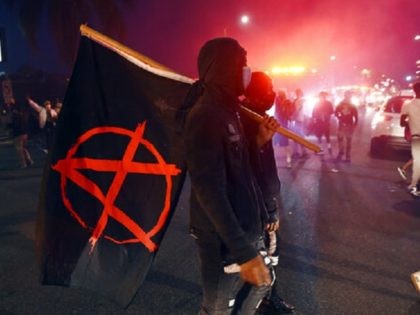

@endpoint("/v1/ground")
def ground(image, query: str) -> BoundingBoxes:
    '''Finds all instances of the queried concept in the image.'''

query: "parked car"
[370,95,413,156]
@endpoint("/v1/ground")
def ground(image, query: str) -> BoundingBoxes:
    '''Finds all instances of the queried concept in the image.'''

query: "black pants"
[193,229,270,314]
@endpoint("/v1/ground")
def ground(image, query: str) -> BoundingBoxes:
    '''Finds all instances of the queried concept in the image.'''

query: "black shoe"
[257,296,295,314]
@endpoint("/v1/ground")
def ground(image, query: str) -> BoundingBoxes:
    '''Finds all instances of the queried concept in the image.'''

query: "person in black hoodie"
[11,99,34,168]
[334,90,358,162]
[184,38,278,314]
[242,72,295,314]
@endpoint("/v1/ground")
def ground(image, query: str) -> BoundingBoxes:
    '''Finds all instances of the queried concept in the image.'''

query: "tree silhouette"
[7,0,136,67]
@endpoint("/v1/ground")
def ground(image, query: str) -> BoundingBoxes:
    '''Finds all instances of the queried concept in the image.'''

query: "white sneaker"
[411,271,420,294]
[408,186,420,197]
[397,167,407,181]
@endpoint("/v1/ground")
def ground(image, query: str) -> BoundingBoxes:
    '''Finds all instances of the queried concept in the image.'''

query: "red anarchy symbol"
[52,122,181,253]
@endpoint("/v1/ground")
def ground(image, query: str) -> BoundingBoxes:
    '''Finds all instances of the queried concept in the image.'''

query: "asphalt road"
[0,108,419,314]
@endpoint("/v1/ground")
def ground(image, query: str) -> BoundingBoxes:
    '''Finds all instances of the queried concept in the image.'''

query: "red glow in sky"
[124,0,419,83]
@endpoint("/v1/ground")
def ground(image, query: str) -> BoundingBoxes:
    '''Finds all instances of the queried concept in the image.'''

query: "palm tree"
[6,0,136,67]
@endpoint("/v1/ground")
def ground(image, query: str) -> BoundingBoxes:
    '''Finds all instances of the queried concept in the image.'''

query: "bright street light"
[240,15,250,25]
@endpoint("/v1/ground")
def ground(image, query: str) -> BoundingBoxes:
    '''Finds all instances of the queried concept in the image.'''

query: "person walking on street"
[242,71,296,314]
[10,99,33,168]
[184,37,275,314]
[400,81,420,196]
[290,88,308,159]
[27,97,59,154]
[274,90,294,168]
[334,91,358,162]
[312,91,334,155]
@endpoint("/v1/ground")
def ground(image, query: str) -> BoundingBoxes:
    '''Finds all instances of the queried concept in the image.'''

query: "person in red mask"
[241,71,296,314]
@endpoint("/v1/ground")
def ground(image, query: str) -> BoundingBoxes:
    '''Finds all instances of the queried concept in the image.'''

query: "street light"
[240,15,250,25]
[224,14,250,36]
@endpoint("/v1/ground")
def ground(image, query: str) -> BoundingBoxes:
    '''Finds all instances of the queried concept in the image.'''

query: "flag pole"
[240,105,321,153]
[80,24,175,72]
[79,24,194,84]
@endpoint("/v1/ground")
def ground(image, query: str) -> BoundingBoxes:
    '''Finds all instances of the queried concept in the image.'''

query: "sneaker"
[344,157,351,163]
[411,271,420,294]
[397,167,407,181]
[408,186,420,197]
[412,190,420,197]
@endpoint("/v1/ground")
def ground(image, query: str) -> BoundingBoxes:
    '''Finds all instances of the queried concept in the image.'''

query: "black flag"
[36,29,193,307]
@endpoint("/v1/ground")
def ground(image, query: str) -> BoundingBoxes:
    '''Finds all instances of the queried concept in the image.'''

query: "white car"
[370,95,413,156]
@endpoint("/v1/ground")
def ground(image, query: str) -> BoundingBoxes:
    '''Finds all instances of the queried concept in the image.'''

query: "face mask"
[264,91,276,108]
[242,66,252,90]
[255,91,276,112]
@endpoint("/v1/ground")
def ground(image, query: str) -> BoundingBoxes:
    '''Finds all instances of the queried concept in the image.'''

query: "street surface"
[0,109,419,314]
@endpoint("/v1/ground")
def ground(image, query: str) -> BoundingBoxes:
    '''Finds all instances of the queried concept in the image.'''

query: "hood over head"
[198,37,247,98]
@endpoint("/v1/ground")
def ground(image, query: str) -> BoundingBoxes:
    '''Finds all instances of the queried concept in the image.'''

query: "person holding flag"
[184,38,278,314]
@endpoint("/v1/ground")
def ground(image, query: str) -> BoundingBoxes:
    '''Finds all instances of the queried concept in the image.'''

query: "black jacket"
[184,38,265,264]
[241,114,282,222]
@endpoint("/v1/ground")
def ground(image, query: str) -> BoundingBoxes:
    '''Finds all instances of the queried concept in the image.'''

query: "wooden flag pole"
[240,105,322,153]
[79,24,194,84]
[80,24,173,71]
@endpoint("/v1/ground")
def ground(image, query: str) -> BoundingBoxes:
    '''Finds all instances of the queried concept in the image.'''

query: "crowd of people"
[2,96,61,168]
[273,87,358,167]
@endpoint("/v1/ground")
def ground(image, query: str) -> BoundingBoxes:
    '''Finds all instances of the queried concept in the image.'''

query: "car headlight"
[371,114,385,129]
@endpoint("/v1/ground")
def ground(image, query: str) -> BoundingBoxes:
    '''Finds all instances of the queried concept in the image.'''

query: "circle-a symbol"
[53,122,181,252]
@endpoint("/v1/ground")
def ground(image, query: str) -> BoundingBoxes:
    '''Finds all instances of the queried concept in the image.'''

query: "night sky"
[123,1,419,81]
[1,1,419,85]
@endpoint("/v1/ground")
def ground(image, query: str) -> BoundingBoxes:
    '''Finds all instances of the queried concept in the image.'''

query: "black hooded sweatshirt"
[184,38,265,264]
